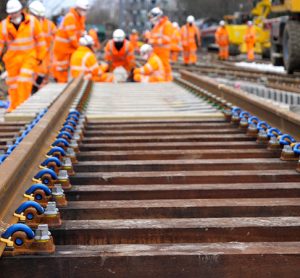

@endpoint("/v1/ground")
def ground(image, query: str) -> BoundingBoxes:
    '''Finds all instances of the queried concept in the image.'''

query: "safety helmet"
[187,15,195,23]
[247,20,253,26]
[140,44,153,56]
[6,0,22,14]
[149,7,163,22]
[76,0,90,10]
[172,22,179,29]
[92,26,98,32]
[219,20,225,26]
[132,29,137,33]
[29,1,46,17]
[113,29,126,42]
[79,34,94,46]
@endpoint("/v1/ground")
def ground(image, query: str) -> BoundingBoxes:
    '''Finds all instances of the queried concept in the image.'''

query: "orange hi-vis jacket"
[71,45,112,81]
[0,12,47,111]
[41,18,57,52]
[0,13,46,68]
[245,26,256,46]
[149,16,173,56]
[171,26,182,52]
[38,18,57,76]
[149,16,173,81]
[53,8,85,82]
[129,33,139,51]
[215,26,229,46]
[180,23,201,51]
[53,8,85,55]
[88,28,101,51]
[104,39,135,72]
[134,53,165,82]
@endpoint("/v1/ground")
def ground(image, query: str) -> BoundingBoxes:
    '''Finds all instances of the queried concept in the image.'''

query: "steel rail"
[0,76,84,256]
[179,70,300,140]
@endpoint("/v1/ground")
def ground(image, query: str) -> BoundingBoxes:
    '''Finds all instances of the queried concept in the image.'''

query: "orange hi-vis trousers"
[219,45,229,60]
[182,47,197,64]
[247,44,255,61]
[6,55,36,112]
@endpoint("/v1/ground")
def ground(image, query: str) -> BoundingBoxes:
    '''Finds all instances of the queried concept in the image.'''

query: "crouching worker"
[133,44,165,83]
[70,35,114,82]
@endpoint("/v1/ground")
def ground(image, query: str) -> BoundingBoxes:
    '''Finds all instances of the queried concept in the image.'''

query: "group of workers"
[0,0,203,112]
[0,0,257,113]
[215,20,256,61]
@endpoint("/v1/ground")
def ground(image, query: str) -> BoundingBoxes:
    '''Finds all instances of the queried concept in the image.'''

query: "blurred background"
[0,0,253,36]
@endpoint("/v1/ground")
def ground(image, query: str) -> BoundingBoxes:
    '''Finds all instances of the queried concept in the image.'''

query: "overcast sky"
[42,0,96,16]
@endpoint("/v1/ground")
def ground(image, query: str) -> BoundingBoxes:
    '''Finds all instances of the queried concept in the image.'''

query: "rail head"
[180,70,300,141]
[0,77,84,256]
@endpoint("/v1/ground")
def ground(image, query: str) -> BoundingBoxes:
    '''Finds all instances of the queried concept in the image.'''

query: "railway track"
[0,72,300,277]
[173,60,300,95]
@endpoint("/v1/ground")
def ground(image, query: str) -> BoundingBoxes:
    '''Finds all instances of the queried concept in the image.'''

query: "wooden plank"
[73,158,294,172]
[2,242,300,277]
[67,182,300,200]
[60,198,300,219]
[51,217,300,245]
[71,169,300,185]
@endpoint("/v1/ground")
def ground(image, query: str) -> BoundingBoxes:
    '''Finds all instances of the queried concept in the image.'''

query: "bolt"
[34,224,51,241]
[44,202,59,216]
[52,185,64,197]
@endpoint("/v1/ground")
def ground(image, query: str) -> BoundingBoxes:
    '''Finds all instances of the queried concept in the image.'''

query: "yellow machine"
[270,0,300,73]
[225,0,271,57]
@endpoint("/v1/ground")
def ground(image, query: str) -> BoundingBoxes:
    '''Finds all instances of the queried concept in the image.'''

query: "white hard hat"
[247,20,253,26]
[187,15,195,23]
[219,20,225,26]
[29,1,46,17]
[140,44,153,56]
[149,7,163,19]
[132,29,137,33]
[172,22,179,28]
[6,0,22,14]
[76,0,90,10]
[113,29,126,42]
[79,34,94,46]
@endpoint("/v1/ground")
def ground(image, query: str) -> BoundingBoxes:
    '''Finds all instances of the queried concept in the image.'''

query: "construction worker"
[129,29,139,53]
[53,0,90,83]
[0,0,46,112]
[134,44,165,83]
[170,22,182,63]
[88,27,101,52]
[180,15,201,66]
[29,1,57,94]
[70,35,114,82]
[148,7,173,81]
[245,21,256,62]
[215,20,229,61]
[104,29,135,74]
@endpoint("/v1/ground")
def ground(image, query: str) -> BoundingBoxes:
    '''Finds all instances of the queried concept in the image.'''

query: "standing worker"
[104,29,135,74]
[215,20,229,61]
[133,44,165,83]
[244,21,256,62]
[0,0,46,112]
[88,27,101,52]
[148,7,173,81]
[53,0,90,83]
[170,22,182,63]
[129,29,139,53]
[70,35,114,82]
[29,1,57,94]
[180,15,201,66]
